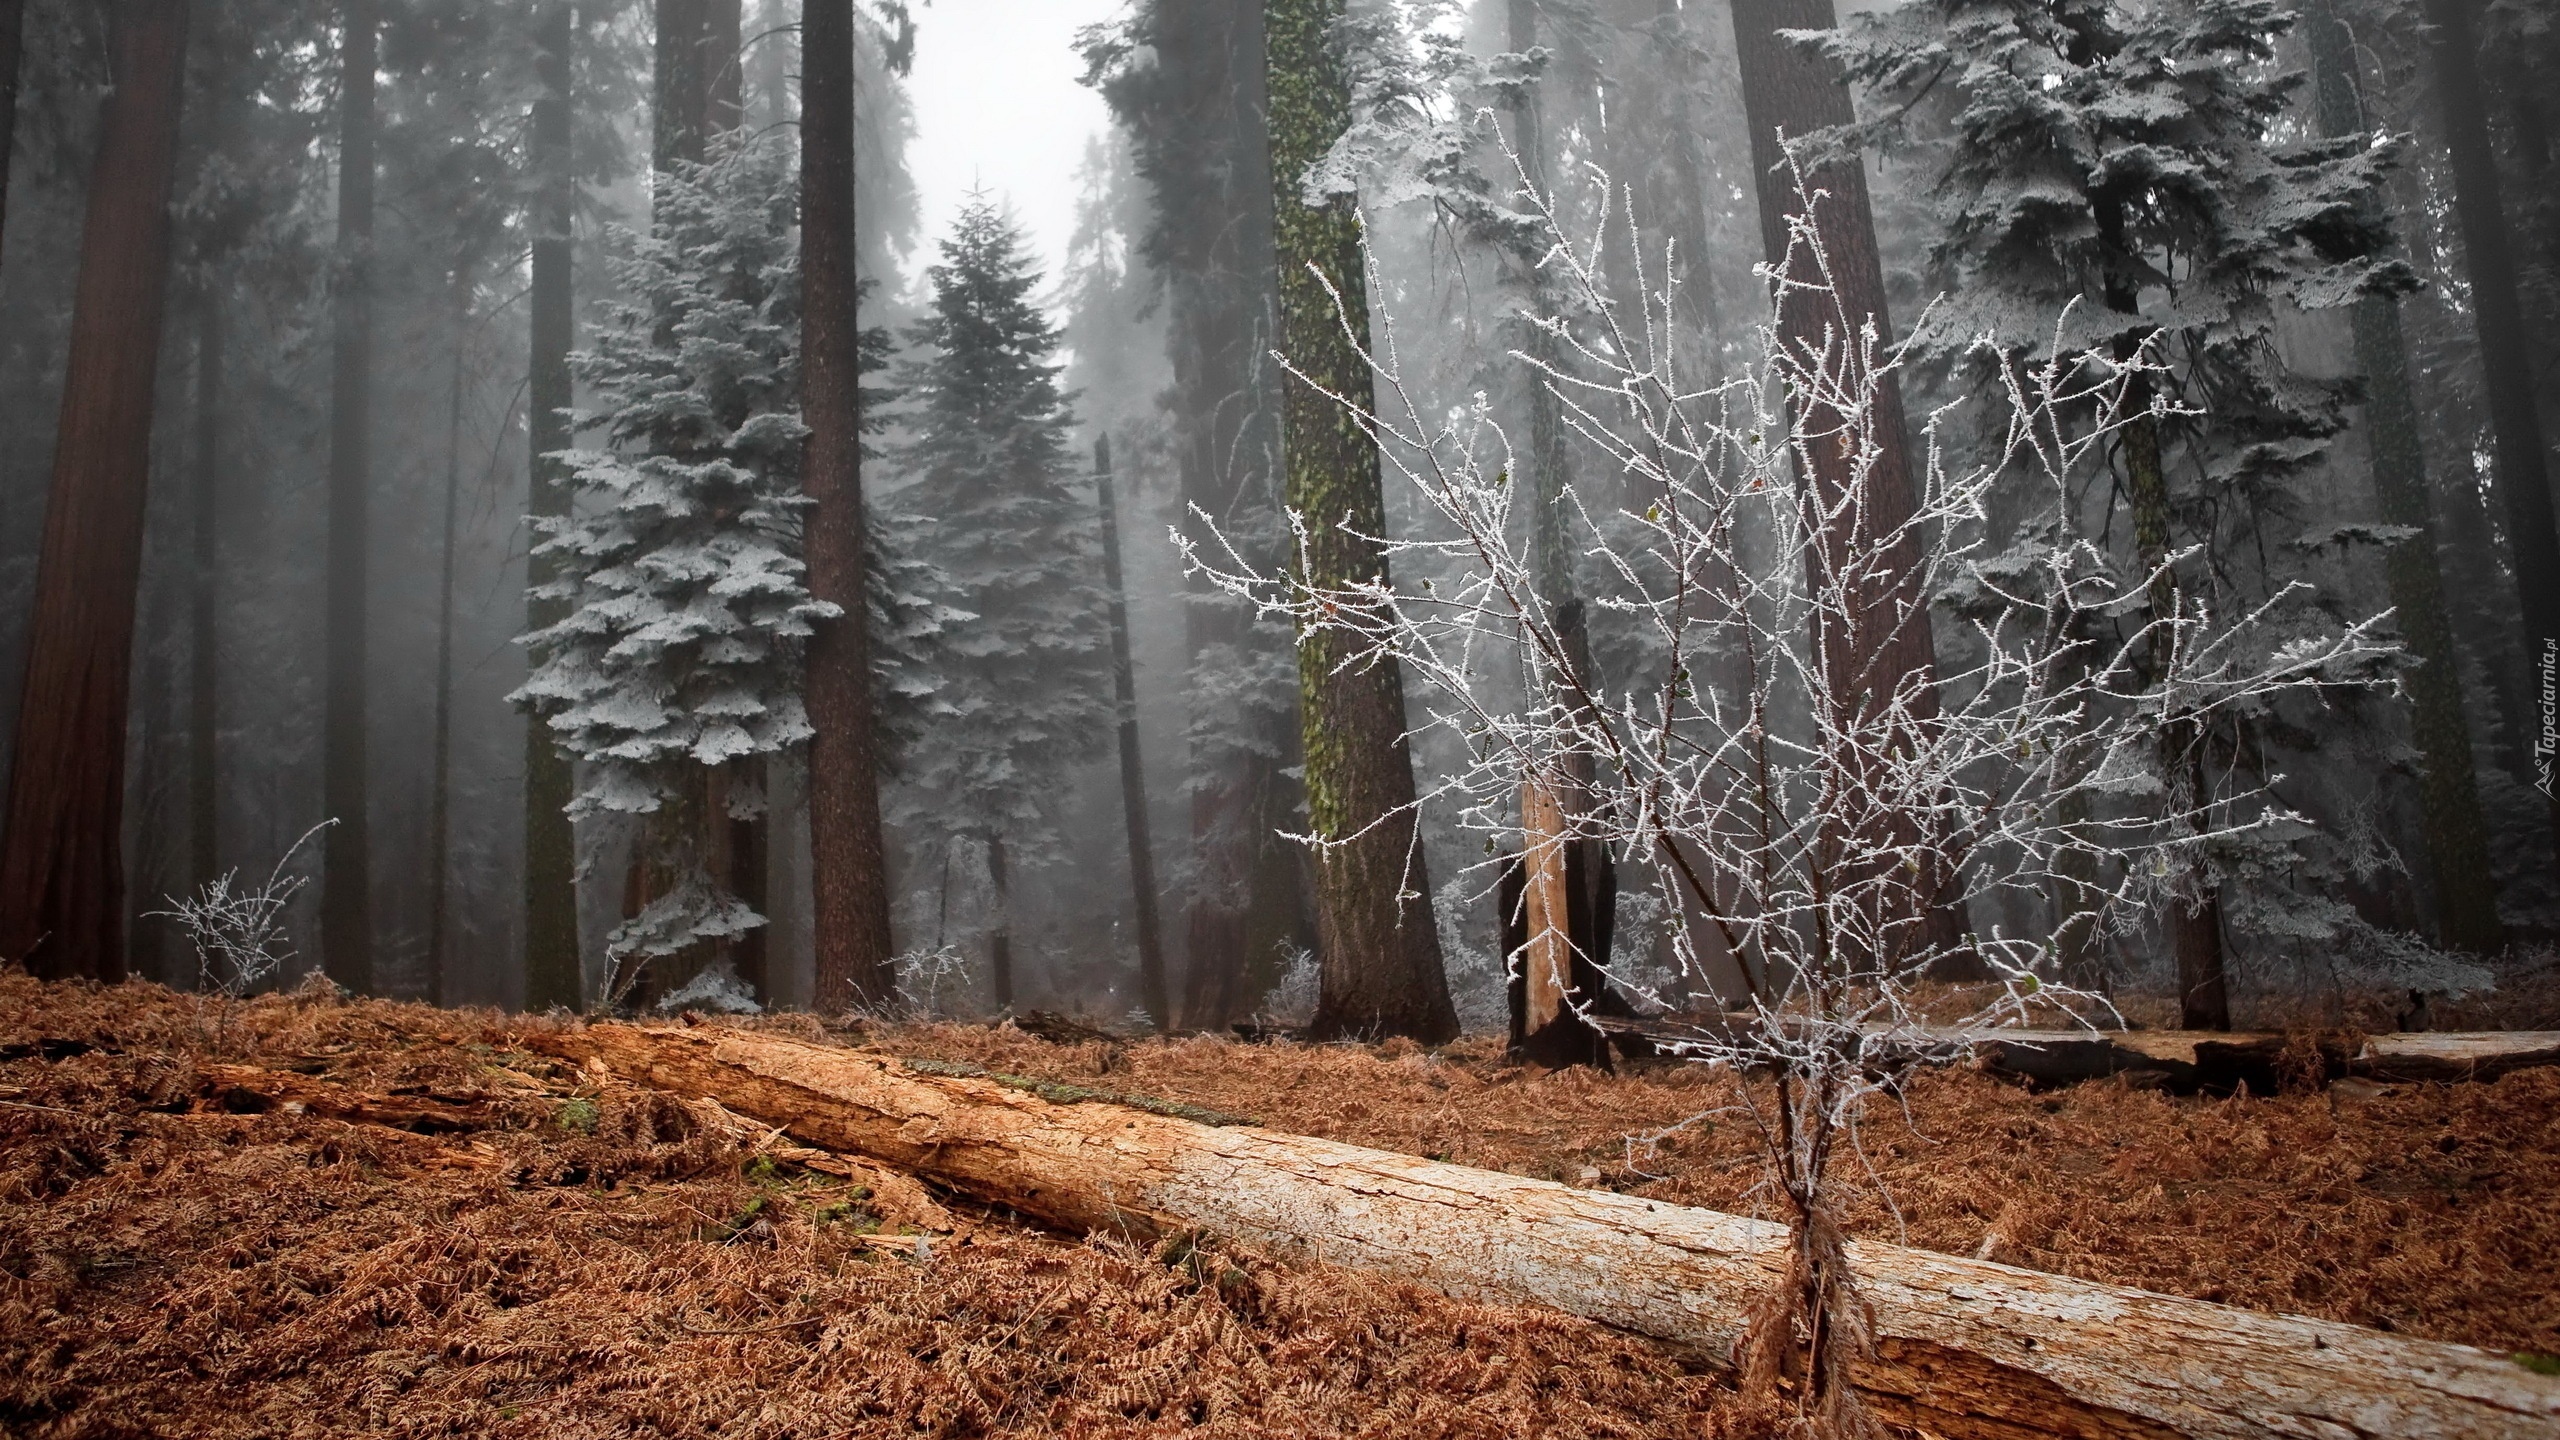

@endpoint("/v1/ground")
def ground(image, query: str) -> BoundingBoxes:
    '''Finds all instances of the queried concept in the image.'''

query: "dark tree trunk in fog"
[523,0,582,1013]
[2423,0,2560,878]
[705,0,741,135]
[2306,0,2503,954]
[1651,0,1727,349]
[803,0,896,1011]
[1727,0,1973,976]
[1264,0,1457,1044]
[0,0,24,269]
[189,297,222,902]
[1136,0,1311,1035]
[986,832,1013,1010]
[322,0,378,994]
[655,0,707,171]
[1096,435,1170,1030]
[0,0,190,982]
[426,271,467,1007]
[1504,0,1572,607]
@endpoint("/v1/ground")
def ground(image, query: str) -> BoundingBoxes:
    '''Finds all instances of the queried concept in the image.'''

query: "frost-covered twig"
[150,821,336,999]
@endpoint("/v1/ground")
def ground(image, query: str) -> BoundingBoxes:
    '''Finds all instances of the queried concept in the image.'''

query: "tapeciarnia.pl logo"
[2540,637,2558,799]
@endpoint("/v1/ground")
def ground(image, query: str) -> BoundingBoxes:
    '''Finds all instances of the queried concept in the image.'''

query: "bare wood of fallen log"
[1594,1017,2560,1092]
[530,1022,2560,1440]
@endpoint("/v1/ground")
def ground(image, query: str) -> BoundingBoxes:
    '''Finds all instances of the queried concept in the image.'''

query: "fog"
[0,0,2553,1034]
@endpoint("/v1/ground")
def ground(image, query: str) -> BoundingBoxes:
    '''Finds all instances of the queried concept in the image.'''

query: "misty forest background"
[0,0,2554,1031]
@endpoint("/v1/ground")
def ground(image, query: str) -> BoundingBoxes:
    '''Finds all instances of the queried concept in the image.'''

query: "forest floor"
[3,973,2557,1439]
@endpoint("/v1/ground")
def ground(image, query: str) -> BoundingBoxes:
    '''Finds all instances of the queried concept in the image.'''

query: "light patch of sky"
[899,0,1123,305]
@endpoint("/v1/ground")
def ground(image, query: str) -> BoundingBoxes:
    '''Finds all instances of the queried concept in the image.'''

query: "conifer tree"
[1820,0,2413,1022]
[889,197,1110,1011]
[516,138,830,1000]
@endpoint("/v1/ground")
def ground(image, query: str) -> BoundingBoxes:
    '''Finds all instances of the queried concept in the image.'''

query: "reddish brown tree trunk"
[0,0,192,981]
[1727,0,1971,977]
[802,0,895,1011]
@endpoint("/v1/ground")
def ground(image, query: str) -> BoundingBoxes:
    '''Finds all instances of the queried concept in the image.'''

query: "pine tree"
[888,196,1111,1011]
[515,138,829,999]
[1820,0,2413,1021]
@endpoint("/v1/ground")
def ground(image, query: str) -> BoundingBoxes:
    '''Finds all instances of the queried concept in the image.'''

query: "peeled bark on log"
[533,1022,2560,1440]
[195,1064,510,1133]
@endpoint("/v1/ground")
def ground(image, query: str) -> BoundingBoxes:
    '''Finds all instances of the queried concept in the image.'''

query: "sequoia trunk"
[2422,0,2560,877]
[1726,0,1970,976]
[1264,0,1456,1043]
[2305,0,2502,953]
[0,0,191,981]
[802,0,897,1010]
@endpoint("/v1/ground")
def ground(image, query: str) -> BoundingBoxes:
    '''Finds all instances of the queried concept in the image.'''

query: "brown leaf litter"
[4,973,2556,1437]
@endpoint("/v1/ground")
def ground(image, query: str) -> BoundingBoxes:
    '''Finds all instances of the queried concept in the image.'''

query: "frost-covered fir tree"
[1814,0,2426,1019]
[888,197,1111,1008]
[516,136,948,1002]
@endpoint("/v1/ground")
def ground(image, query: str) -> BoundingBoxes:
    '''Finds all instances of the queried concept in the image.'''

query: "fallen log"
[532,1022,2560,1440]
[196,1063,515,1133]
[1595,1017,2560,1093]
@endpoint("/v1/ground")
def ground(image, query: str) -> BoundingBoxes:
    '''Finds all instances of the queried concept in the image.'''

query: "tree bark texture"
[188,296,221,901]
[703,0,741,136]
[0,0,190,982]
[654,0,707,172]
[0,0,24,270]
[322,0,378,994]
[536,1023,2560,1440]
[986,832,1014,1011]
[426,272,467,1007]
[1263,0,1456,1043]
[802,0,896,1011]
[1725,0,1971,976]
[2422,0,2560,878]
[1143,0,1314,1034]
[1096,435,1171,1030]
[522,0,582,1013]
[2302,0,2503,954]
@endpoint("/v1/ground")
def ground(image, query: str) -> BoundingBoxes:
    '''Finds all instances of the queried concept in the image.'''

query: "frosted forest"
[0,0,2557,1435]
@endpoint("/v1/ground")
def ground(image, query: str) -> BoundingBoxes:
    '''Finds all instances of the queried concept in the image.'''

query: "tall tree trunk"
[2423,0,2560,878]
[1726,0,1972,977]
[704,0,741,136]
[1264,0,1457,1043]
[1095,434,1170,1030]
[654,0,707,172]
[2306,0,2503,953]
[2121,396,2232,1030]
[523,0,582,1012]
[986,831,1013,1011]
[803,0,896,1011]
[0,0,190,982]
[0,0,24,270]
[189,296,221,903]
[322,0,378,994]
[1157,0,1314,1034]
[426,268,468,1007]
[1651,0,1728,351]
